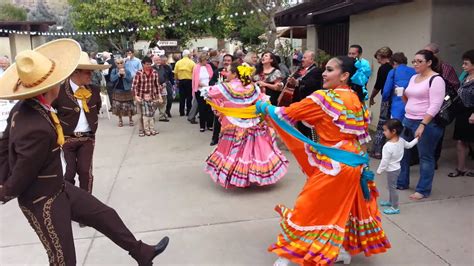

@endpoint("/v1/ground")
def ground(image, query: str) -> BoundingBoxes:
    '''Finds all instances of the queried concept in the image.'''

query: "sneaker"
[383,207,400,215]
[335,248,351,264]
[379,200,391,207]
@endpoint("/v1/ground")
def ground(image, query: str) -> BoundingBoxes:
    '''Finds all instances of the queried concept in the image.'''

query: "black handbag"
[429,75,460,127]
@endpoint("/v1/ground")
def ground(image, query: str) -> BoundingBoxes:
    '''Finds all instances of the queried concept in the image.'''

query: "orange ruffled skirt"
[268,164,390,265]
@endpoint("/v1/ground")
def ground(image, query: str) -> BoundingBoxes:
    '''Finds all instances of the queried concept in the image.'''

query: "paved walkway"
[1,106,473,265]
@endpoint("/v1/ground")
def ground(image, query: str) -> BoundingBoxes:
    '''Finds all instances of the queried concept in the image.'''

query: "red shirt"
[132,69,161,100]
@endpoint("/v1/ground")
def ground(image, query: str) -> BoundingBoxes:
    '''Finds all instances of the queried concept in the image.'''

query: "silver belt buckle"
[74,132,83,137]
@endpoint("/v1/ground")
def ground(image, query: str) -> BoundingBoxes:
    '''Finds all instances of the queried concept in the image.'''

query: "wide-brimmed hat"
[77,52,110,70]
[0,38,82,100]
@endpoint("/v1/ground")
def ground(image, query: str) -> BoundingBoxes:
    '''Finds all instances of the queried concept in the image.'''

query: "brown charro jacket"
[52,79,101,135]
[0,100,64,204]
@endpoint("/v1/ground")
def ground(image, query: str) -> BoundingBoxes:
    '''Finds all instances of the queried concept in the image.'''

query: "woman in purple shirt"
[397,50,445,200]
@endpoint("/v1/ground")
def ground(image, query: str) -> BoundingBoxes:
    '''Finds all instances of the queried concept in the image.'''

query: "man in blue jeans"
[397,119,443,198]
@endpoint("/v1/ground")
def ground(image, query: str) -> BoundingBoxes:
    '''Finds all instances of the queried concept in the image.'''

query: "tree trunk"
[108,36,123,53]
[265,12,277,50]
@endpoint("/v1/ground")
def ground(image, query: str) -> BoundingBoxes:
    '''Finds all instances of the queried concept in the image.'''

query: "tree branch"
[108,36,122,52]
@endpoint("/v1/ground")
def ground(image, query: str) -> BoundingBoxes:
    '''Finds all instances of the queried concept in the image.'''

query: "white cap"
[182,49,190,56]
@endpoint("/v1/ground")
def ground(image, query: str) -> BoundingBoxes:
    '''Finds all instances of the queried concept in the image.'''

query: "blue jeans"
[397,118,443,197]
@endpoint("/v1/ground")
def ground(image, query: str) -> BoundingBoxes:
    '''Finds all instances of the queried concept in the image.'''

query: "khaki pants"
[143,116,155,134]
[157,96,168,120]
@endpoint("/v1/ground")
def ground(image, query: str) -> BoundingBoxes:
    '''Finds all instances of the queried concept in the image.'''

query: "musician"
[286,50,323,138]
[287,50,323,102]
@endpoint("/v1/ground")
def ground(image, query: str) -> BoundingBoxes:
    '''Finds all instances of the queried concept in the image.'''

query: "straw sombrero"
[0,38,82,100]
[77,52,110,70]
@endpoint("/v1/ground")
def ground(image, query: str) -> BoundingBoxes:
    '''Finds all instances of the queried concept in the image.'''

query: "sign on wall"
[157,40,178,47]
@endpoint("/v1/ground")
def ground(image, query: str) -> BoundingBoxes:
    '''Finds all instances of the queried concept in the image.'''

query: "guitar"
[277,64,317,107]
[277,70,298,107]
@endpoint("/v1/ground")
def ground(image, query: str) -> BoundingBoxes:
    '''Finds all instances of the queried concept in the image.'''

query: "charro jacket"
[0,100,64,204]
[52,79,102,135]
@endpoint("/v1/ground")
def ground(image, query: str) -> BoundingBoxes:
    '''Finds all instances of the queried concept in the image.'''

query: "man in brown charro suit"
[52,52,105,194]
[0,39,169,265]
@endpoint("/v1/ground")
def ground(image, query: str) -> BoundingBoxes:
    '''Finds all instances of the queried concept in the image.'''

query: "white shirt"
[199,66,210,86]
[377,137,419,174]
[70,80,92,133]
[102,61,110,76]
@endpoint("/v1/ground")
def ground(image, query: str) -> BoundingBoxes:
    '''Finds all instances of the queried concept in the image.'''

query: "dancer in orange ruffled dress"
[257,56,390,265]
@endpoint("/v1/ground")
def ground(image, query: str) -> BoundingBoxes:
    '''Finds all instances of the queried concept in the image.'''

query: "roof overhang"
[275,0,413,26]
[0,21,56,36]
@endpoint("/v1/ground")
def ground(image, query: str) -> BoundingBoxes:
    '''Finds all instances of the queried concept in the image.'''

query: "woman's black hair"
[255,51,280,75]
[462,49,474,64]
[334,56,365,103]
[415,49,439,71]
[275,55,282,64]
[384,119,404,136]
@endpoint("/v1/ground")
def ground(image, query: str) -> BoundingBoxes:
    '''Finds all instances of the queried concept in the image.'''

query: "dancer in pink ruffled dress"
[200,62,288,188]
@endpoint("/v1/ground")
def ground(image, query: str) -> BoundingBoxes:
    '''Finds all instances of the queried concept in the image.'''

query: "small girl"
[377,119,418,214]
[142,94,158,136]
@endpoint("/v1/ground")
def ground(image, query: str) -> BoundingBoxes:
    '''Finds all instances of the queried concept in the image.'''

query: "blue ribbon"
[256,100,374,200]
[360,168,375,200]
[351,58,372,101]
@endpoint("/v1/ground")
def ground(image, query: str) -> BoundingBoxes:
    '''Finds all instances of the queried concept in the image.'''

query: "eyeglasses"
[411,59,426,65]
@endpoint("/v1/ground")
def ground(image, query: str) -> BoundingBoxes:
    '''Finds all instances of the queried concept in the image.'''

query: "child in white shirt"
[377,119,418,214]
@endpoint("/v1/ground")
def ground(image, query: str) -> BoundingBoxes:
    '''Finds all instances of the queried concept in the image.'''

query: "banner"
[0,101,15,133]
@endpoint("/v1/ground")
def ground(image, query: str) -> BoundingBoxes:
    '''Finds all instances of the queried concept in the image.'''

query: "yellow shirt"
[174,57,195,80]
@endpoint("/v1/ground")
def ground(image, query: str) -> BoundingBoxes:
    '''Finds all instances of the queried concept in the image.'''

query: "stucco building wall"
[349,0,433,128]
[431,0,474,73]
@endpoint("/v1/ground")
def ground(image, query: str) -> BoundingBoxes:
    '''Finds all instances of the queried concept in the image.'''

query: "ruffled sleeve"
[200,84,225,103]
[308,90,371,144]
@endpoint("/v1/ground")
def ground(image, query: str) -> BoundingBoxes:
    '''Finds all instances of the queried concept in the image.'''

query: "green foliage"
[0,2,27,21]
[67,0,289,51]
[69,0,162,52]
[315,49,331,67]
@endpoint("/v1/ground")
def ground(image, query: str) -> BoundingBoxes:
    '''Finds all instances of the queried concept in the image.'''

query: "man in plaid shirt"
[132,56,162,137]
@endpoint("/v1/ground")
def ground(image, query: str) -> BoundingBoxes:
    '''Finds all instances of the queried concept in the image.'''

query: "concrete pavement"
[1,106,473,265]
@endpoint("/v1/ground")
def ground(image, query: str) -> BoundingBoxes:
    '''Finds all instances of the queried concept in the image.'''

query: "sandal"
[379,200,391,207]
[409,192,425,200]
[151,130,159,136]
[448,169,466,178]
[118,121,123,127]
[145,131,151,136]
[139,131,145,137]
[129,121,134,127]
[467,172,474,177]
[383,207,400,215]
